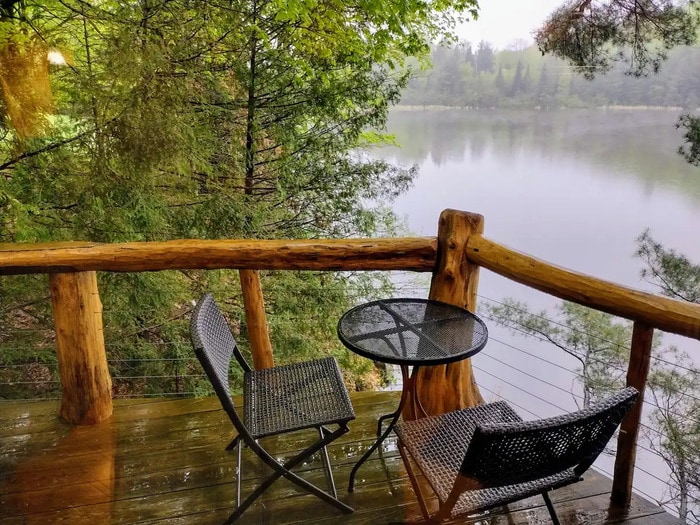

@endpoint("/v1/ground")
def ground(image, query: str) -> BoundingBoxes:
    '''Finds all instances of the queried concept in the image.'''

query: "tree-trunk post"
[239,269,274,369]
[410,209,484,419]
[49,271,112,425]
[611,321,654,507]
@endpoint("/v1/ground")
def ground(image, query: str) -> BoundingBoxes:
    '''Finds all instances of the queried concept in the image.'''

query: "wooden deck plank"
[0,392,683,525]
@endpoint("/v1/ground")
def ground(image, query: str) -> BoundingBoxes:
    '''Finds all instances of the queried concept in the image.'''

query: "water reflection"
[0,419,115,522]
[381,109,700,293]
[385,109,700,203]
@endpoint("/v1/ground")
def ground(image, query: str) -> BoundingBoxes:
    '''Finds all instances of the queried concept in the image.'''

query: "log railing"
[2,208,699,509]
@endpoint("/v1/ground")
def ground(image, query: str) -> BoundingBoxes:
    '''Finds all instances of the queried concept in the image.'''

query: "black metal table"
[337,297,489,491]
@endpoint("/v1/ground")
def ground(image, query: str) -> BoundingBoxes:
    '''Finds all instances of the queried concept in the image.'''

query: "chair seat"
[395,401,580,517]
[244,356,355,439]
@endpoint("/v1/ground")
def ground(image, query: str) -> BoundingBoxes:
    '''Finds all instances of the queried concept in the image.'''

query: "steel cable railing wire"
[478,314,592,373]
[106,357,199,362]
[478,294,699,374]
[112,374,205,380]
[471,358,666,458]
[3,283,698,396]
[357,286,669,380]
[478,306,632,376]
[479,362,699,441]
[480,337,700,429]
[3,337,697,423]
[594,463,674,509]
[476,348,700,484]
[477,305,700,423]
[476,383,542,419]
[478,294,634,346]
[477,350,580,399]
[288,284,693,375]
[474,333,700,449]
[478,381,684,494]
[471,363,576,415]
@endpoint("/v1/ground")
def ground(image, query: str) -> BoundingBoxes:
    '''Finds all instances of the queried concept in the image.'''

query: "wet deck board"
[0,392,682,525]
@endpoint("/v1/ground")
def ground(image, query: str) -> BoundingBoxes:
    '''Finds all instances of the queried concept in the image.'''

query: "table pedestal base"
[348,365,426,492]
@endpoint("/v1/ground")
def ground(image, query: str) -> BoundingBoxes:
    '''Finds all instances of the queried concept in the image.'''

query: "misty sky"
[458,0,564,49]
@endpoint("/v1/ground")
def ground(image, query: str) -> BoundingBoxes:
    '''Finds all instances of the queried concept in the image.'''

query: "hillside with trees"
[400,41,700,110]
[0,0,477,398]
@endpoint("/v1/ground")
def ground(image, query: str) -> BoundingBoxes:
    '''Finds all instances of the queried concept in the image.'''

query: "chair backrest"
[190,293,249,431]
[460,387,639,487]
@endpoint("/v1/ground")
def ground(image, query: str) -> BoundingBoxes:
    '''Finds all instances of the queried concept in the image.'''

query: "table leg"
[376,413,393,437]
[410,367,429,419]
[348,365,410,492]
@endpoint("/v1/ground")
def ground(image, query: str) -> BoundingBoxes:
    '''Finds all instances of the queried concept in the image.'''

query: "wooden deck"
[0,391,682,525]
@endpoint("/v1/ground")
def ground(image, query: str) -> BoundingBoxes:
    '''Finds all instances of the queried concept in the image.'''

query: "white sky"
[457,0,565,50]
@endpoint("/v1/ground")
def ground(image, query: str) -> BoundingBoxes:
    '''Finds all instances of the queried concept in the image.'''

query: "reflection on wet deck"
[0,392,682,524]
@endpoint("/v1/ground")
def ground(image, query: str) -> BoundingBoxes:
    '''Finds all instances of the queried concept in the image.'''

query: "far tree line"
[401,41,700,110]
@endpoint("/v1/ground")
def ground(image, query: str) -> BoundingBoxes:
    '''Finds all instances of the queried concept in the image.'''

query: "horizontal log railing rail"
[2,208,699,511]
[0,238,438,274]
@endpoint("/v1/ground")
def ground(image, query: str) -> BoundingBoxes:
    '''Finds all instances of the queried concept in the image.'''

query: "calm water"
[384,108,700,293]
[379,109,700,510]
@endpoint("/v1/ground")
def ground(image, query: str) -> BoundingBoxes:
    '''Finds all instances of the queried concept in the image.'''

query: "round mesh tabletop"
[337,298,488,366]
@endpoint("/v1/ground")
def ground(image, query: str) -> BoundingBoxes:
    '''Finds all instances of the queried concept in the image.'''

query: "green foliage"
[483,298,632,408]
[535,0,700,79]
[535,0,700,172]
[678,114,700,166]
[636,229,700,302]
[647,346,700,522]
[0,0,477,397]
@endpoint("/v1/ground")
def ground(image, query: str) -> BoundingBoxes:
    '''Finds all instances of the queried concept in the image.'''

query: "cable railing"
[369,280,699,522]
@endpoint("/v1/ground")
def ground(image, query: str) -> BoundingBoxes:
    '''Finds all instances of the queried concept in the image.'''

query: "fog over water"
[377,108,700,511]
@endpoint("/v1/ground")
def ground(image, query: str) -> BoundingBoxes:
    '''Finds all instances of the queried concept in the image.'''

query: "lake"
[377,108,700,513]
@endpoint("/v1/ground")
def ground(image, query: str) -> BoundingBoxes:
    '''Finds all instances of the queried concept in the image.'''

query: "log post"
[239,269,274,369]
[611,321,654,507]
[49,271,112,425]
[410,209,484,418]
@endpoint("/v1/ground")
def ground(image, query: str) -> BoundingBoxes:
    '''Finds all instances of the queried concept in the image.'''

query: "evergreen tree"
[476,40,495,73]
[494,64,506,95]
[509,60,524,96]
[0,0,478,396]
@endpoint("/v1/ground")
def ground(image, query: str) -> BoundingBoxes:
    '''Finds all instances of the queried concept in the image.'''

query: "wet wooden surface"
[0,392,682,525]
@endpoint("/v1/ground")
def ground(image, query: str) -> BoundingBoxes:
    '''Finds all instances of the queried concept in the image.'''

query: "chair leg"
[226,434,240,451]
[318,426,338,498]
[542,491,561,525]
[225,425,353,524]
[236,439,243,507]
[397,440,431,520]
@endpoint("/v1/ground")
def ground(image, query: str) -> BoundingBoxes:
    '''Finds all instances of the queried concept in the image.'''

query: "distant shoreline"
[392,105,689,112]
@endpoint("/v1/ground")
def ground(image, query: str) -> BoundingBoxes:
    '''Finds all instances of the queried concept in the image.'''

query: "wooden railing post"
[611,321,654,507]
[49,271,112,425]
[239,269,274,369]
[411,209,484,418]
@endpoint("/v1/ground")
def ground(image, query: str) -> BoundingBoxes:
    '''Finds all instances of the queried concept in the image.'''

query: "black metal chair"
[190,293,356,523]
[394,386,639,524]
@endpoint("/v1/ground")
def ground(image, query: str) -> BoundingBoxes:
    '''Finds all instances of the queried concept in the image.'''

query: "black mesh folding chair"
[190,293,356,523]
[395,387,639,524]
